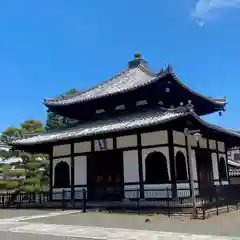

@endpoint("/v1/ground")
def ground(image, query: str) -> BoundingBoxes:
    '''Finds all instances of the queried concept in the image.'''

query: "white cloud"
[192,0,240,25]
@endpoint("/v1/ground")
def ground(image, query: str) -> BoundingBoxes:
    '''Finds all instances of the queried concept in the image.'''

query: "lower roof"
[9,106,240,147]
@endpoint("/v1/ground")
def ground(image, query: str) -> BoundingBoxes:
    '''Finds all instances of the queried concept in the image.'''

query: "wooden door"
[196,149,213,196]
[87,151,124,201]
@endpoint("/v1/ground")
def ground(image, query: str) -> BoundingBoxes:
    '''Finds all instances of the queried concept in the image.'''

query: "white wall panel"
[189,135,197,147]
[53,144,71,157]
[117,135,137,148]
[74,141,91,153]
[123,150,139,183]
[209,140,216,150]
[74,156,87,186]
[173,131,185,145]
[218,141,225,153]
[211,152,219,181]
[199,138,207,148]
[141,131,168,146]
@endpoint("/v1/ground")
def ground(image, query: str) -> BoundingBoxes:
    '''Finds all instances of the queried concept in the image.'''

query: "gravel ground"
[26,210,240,237]
[0,209,240,239]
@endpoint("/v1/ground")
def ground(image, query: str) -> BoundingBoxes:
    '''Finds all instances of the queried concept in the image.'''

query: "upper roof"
[9,105,240,148]
[44,54,226,110]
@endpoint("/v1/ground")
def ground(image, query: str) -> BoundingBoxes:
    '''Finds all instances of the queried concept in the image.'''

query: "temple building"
[228,147,240,184]
[9,53,240,201]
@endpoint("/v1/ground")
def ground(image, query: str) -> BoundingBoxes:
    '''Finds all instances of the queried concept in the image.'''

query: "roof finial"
[134,52,142,59]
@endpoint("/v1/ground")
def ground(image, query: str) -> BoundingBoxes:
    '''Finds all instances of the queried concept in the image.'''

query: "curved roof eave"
[168,71,227,109]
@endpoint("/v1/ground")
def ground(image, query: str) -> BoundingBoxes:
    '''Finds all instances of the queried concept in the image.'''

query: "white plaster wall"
[174,147,189,179]
[123,150,140,199]
[123,150,139,183]
[209,140,217,150]
[53,144,71,157]
[74,156,87,186]
[199,138,207,148]
[117,135,137,149]
[141,131,168,146]
[94,138,113,151]
[211,152,219,183]
[142,147,171,181]
[218,141,225,153]
[189,135,197,147]
[52,157,71,187]
[74,141,91,153]
[173,131,185,146]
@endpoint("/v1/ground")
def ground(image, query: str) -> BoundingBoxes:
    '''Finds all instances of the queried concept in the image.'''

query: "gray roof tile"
[11,109,185,145]
[44,65,158,106]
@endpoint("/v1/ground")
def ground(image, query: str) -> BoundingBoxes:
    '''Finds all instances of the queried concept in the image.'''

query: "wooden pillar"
[49,148,53,201]
[185,135,193,196]
[167,129,177,198]
[225,144,230,184]
[70,142,75,200]
[215,141,221,185]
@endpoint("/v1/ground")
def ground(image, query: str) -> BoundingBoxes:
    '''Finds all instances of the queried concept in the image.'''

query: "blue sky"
[0,0,239,132]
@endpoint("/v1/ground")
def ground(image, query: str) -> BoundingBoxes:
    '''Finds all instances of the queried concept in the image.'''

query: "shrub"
[5,181,19,189]
[0,180,7,189]
[4,169,26,177]
[23,177,40,185]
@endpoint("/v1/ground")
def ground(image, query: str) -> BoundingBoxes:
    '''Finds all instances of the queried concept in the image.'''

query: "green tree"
[1,127,22,141]
[21,120,45,135]
[45,88,80,131]
[1,120,49,192]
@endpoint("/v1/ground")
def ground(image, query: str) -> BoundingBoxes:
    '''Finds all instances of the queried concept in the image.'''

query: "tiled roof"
[44,65,158,106]
[10,108,186,146]
[44,62,226,110]
[10,104,240,147]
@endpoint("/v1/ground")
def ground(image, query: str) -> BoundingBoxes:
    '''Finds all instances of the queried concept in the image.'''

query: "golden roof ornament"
[134,52,142,59]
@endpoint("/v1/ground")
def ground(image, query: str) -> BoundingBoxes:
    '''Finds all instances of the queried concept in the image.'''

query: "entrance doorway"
[87,150,124,201]
[195,149,213,196]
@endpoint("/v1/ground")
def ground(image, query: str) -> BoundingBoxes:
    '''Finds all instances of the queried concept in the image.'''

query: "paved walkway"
[0,211,239,239]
